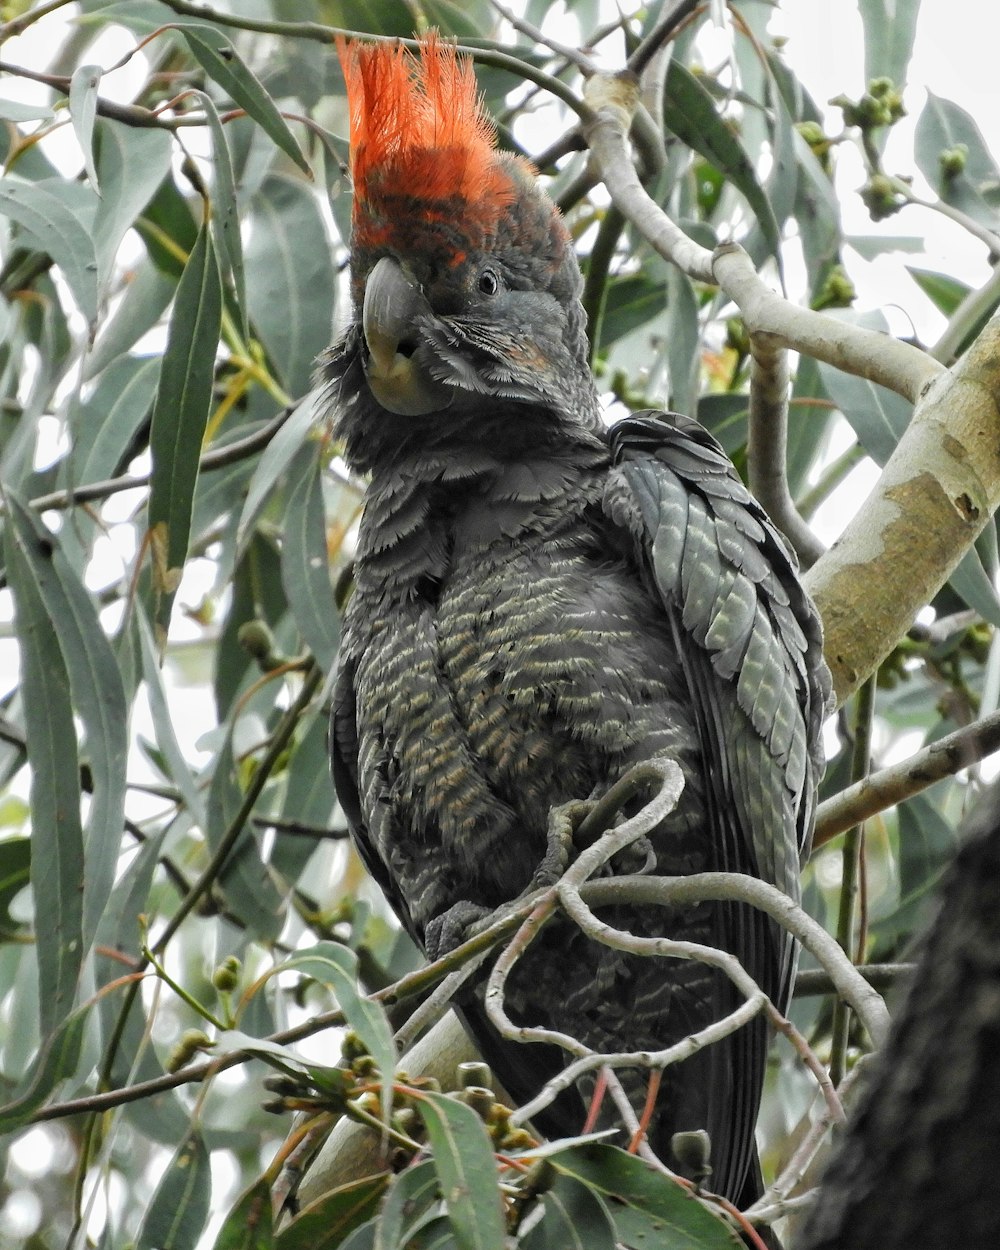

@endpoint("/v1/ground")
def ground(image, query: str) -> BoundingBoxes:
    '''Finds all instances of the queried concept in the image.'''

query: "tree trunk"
[798,782,1000,1248]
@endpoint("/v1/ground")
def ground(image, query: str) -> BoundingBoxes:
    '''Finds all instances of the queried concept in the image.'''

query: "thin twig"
[931,259,1000,363]
[890,174,1000,257]
[794,963,915,997]
[583,874,890,1046]
[814,708,1000,848]
[487,0,595,73]
[152,665,323,953]
[0,0,74,39]
[626,0,702,77]
[830,678,875,1086]
[23,404,297,514]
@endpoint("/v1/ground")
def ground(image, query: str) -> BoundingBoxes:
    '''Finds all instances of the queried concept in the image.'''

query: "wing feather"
[605,407,830,937]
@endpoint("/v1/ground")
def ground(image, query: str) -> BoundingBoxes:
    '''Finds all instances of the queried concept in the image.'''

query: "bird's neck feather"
[352,432,609,597]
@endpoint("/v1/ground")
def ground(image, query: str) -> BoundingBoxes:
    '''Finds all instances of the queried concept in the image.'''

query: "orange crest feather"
[338,34,516,247]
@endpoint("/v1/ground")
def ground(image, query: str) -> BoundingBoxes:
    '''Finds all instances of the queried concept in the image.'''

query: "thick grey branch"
[805,315,1000,703]
[746,332,826,567]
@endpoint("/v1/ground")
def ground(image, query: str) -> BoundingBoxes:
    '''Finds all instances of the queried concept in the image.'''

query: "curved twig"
[583,73,716,282]
[22,404,297,514]
[583,874,890,1047]
[713,244,942,405]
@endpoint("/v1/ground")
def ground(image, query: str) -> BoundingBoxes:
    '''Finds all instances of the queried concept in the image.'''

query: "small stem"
[583,204,627,362]
[142,945,227,1030]
[829,677,875,1087]
[747,331,825,566]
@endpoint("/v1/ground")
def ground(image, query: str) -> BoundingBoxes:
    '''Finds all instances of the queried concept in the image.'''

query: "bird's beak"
[362,257,453,416]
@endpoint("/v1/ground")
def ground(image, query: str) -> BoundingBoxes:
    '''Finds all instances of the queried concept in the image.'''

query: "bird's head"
[327,35,600,464]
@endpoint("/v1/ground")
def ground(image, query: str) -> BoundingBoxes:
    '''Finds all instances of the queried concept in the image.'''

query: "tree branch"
[746,331,826,566]
[814,709,1000,846]
[712,244,942,405]
[805,315,1000,703]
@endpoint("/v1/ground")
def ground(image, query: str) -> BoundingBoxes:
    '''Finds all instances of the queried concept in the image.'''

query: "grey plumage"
[325,35,831,1212]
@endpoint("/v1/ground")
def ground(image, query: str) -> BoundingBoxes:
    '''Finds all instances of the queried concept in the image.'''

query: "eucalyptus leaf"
[4,514,84,1033]
[817,360,912,466]
[92,119,174,289]
[549,1144,736,1249]
[212,1177,274,1250]
[859,0,921,89]
[236,389,321,555]
[5,493,128,946]
[0,1003,89,1134]
[180,25,310,175]
[414,1091,507,1250]
[275,1174,389,1250]
[664,61,780,260]
[279,942,395,1124]
[69,64,102,191]
[147,218,222,634]
[281,445,340,672]
[193,89,249,339]
[136,1129,212,1250]
[374,1159,441,1250]
[244,176,336,398]
[205,723,286,942]
[915,93,1000,229]
[521,1174,617,1250]
[0,176,99,321]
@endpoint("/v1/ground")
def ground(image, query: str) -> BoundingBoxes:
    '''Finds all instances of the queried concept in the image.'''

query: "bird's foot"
[531,799,594,888]
[424,900,493,962]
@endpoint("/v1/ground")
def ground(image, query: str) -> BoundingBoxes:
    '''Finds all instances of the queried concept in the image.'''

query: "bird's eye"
[478,268,500,296]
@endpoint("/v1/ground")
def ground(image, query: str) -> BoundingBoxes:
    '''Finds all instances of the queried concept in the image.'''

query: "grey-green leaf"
[236,389,320,555]
[212,1176,274,1250]
[194,89,248,338]
[521,1174,617,1250]
[375,1159,440,1250]
[69,64,103,191]
[281,942,395,1125]
[415,1091,506,1250]
[664,61,781,260]
[281,446,340,671]
[180,25,310,174]
[0,176,99,321]
[136,1128,212,1250]
[858,0,921,89]
[92,119,174,290]
[914,93,1000,230]
[67,354,161,490]
[206,724,286,942]
[4,513,84,1034]
[147,217,222,632]
[6,492,128,946]
[0,1004,89,1133]
[549,1144,738,1249]
[244,175,336,397]
[136,608,208,826]
[949,542,1000,628]
[817,360,912,466]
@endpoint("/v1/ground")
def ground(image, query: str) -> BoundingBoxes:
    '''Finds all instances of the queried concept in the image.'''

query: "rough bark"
[798,782,1000,1249]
